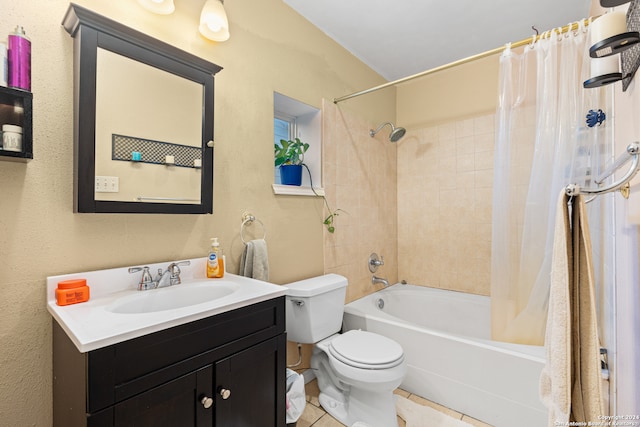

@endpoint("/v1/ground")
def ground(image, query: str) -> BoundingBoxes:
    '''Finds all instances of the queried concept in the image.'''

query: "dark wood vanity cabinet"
[53,297,287,427]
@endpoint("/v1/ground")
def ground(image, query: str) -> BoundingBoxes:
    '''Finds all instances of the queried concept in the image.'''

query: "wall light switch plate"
[95,176,119,193]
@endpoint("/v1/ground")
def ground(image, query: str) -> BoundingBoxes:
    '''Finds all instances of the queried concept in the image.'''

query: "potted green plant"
[274,137,309,186]
[274,137,344,232]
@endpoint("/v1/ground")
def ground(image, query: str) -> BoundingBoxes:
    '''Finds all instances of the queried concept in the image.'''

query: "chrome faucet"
[368,253,389,287]
[156,261,191,288]
[129,260,191,290]
[372,275,390,287]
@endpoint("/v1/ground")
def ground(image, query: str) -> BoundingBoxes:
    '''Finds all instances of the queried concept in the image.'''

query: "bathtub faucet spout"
[372,275,390,287]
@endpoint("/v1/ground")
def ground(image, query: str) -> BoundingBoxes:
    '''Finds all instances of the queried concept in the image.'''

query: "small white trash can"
[285,369,306,426]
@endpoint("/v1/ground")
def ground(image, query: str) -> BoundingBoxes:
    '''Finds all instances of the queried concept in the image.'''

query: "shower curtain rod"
[333,17,595,104]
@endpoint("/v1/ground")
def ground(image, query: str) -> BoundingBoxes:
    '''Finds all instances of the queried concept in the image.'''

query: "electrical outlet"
[95,176,119,193]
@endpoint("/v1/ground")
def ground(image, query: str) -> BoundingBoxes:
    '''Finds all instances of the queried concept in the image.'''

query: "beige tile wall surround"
[397,114,497,296]
[322,101,398,303]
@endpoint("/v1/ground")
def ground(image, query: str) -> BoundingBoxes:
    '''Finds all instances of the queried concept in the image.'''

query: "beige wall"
[397,55,500,129]
[0,1,395,424]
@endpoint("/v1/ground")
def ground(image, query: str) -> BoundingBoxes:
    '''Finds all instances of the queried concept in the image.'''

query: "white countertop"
[47,257,285,353]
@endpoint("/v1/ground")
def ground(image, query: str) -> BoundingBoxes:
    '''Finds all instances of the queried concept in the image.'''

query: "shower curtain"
[491,22,613,345]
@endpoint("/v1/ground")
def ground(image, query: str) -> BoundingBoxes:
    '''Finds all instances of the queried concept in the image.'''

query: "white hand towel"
[239,239,269,281]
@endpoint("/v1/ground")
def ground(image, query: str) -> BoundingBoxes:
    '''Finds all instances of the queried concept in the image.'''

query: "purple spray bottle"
[7,26,31,91]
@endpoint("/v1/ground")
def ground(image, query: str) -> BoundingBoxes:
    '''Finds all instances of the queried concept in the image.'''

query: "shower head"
[369,122,406,143]
[389,126,406,142]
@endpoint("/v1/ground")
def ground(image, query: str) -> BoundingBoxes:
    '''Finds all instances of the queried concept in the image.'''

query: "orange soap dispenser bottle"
[207,237,224,278]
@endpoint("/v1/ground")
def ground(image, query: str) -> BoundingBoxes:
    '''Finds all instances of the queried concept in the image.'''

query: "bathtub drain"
[376,298,384,309]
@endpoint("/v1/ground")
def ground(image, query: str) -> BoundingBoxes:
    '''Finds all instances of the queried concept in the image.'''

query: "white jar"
[2,124,23,152]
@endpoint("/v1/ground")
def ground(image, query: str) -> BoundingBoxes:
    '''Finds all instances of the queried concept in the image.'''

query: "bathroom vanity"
[48,259,286,426]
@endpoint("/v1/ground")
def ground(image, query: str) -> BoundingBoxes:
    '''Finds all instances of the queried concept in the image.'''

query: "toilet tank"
[283,274,348,344]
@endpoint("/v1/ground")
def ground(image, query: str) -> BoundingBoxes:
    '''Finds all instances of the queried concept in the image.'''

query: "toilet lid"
[329,330,404,369]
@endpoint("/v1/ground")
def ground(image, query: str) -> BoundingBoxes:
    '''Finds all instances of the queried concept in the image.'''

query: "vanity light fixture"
[137,0,175,15]
[199,0,230,42]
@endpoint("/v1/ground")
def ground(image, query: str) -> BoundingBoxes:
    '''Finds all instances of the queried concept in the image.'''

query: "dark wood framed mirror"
[62,3,222,213]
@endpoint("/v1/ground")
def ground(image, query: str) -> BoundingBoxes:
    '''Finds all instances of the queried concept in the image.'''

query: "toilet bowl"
[283,274,406,427]
[312,330,406,427]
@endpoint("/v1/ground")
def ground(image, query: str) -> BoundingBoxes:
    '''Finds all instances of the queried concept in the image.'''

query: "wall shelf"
[272,184,325,196]
[0,86,33,161]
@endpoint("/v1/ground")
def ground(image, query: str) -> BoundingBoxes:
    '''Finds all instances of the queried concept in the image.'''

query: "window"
[273,113,296,186]
[273,92,322,195]
[274,114,295,145]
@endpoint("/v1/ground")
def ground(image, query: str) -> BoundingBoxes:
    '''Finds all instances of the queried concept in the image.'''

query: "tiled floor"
[296,380,493,427]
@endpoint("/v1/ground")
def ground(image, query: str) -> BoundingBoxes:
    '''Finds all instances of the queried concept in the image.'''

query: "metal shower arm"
[369,122,393,137]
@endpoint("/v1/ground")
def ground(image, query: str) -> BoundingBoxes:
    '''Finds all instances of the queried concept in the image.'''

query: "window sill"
[272,184,325,197]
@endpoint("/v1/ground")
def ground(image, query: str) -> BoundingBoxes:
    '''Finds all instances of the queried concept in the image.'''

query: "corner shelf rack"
[0,85,33,161]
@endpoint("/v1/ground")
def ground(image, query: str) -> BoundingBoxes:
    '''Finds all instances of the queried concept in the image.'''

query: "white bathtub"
[342,284,547,427]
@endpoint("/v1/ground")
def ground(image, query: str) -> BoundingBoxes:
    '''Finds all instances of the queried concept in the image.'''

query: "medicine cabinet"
[0,86,33,161]
[62,4,222,214]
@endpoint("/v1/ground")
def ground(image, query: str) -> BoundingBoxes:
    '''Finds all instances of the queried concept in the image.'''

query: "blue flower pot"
[280,164,303,186]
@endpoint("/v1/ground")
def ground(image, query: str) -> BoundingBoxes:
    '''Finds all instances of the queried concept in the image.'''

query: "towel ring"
[240,212,266,245]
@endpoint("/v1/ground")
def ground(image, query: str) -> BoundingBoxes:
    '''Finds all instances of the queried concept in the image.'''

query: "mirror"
[62,4,222,214]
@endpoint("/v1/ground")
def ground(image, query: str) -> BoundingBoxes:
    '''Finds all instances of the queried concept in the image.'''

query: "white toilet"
[284,274,406,427]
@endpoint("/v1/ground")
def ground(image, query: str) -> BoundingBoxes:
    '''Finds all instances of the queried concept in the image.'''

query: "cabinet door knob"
[200,396,214,409]
[219,388,231,400]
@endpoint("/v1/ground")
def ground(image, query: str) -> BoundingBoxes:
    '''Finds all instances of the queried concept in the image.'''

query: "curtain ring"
[503,42,513,56]
[565,22,577,38]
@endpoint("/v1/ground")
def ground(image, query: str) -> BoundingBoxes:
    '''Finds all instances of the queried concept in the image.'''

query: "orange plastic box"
[56,278,90,306]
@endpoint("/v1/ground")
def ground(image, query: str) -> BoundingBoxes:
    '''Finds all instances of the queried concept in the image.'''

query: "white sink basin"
[47,259,286,352]
[108,281,239,314]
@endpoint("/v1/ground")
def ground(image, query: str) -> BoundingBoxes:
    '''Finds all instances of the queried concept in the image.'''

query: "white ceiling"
[283,0,593,82]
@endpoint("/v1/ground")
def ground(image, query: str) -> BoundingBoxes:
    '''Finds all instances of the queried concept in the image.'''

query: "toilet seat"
[328,330,404,369]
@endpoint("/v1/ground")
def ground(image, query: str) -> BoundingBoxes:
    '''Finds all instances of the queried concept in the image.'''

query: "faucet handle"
[168,260,190,275]
[128,266,155,290]
[368,253,384,273]
[168,260,191,286]
[170,260,191,270]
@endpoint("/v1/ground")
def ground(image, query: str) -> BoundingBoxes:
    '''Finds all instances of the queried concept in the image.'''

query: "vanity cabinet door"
[215,335,286,427]
[113,365,213,427]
